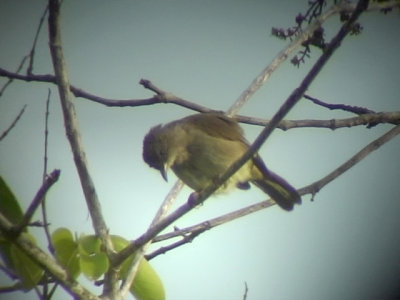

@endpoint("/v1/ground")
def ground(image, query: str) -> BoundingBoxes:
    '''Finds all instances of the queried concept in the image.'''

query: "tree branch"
[27,5,49,75]
[40,89,54,254]
[119,177,185,297]
[0,105,27,141]
[148,123,400,257]
[236,111,400,129]
[47,0,117,296]
[3,67,397,130]
[226,1,341,115]
[303,94,375,114]
[0,56,29,97]
[298,124,400,197]
[3,2,379,265]
[11,169,60,235]
[114,0,371,266]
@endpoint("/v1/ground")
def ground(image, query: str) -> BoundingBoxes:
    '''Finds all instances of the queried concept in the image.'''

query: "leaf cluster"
[0,177,165,300]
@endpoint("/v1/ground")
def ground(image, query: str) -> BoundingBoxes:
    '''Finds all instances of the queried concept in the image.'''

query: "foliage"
[0,178,165,300]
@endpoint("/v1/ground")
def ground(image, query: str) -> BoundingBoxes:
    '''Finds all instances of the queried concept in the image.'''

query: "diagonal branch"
[119,176,185,297]
[114,0,370,266]
[149,124,400,257]
[11,169,60,235]
[227,0,399,115]
[0,56,29,97]
[27,5,49,75]
[298,123,400,197]
[47,5,118,298]
[48,0,111,249]
[0,105,27,141]
[227,2,340,115]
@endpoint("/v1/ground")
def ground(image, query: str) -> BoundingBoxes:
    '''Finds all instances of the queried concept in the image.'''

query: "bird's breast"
[171,133,254,193]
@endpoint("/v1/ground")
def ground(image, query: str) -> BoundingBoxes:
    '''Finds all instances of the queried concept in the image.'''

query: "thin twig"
[227,0,397,115]
[119,178,184,297]
[27,5,49,75]
[0,69,212,112]
[11,169,60,235]
[298,123,400,197]
[114,0,370,266]
[303,94,375,114]
[194,0,371,206]
[0,56,29,97]
[41,89,54,255]
[152,199,275,245]
[235,111,400,130]
[243,282,249,300]
[150,124,400,251]
[226,2,340,115]
[0,105,27,141]
[146,227,206,260]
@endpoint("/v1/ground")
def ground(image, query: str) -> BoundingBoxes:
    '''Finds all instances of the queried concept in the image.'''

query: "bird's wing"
[181,113,245,142]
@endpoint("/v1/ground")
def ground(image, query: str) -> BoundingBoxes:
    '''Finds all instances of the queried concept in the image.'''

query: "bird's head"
[142,125,169,181]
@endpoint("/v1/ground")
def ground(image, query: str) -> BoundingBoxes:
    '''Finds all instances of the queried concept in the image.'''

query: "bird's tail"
[251,155,301,211]
[252,175,301,211]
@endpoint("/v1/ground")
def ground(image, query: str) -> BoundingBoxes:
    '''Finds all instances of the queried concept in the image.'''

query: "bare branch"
[227,2,340,115]
[11,169,60,235]
[27,5,49,75]
[149,123,400,255]
[0,69,213,113]
[48,0,112,250]
[0,57,29,98]
[195,0,371,205]
[47,1,117,296]
[152,199,274,245]
[119,175,185,297]
[228,0,398,115]
[243,282,249,300]
[114,0,370,266]
[304,94,375,114]
[41,89,54,254]
[236,111,400,130]
[0,105,27,141]
[146,228,206,260]
[2,67,398,130]
[298,124,400,197]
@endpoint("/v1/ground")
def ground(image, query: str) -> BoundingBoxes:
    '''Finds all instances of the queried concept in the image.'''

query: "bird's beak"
[160,165,168,182]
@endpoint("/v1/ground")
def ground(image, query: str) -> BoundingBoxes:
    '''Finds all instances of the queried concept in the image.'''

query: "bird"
[142,112,301,211]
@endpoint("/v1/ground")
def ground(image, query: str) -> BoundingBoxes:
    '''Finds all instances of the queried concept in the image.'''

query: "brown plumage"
[143,112,301,211]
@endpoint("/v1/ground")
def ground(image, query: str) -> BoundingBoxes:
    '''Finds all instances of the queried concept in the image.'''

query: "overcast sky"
[0,1,399,300]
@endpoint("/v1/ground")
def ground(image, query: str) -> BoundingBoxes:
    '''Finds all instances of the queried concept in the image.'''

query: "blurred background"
[0,1,399,299]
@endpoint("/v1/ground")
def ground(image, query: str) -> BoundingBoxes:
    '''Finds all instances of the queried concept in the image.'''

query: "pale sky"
[0,1,399,300]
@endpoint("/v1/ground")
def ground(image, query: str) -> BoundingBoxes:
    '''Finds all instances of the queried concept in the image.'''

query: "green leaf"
[78,235,102,255]
[0,176,24,224]
[111,235,165,300]
[78,235,108,280]
[51,228,80,279]
[9,233,44,290]
[129,258,165,300]
[111,234,129,252]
